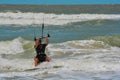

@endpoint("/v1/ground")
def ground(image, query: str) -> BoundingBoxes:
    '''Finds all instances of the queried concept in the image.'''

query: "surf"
[0,12,120,25]
[0,37,120,71]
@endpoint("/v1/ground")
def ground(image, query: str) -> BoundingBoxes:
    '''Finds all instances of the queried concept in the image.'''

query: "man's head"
[35,38,42,44]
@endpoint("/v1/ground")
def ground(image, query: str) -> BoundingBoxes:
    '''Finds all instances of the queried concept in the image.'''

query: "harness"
[36,44,45,54]
[35,44,47,63]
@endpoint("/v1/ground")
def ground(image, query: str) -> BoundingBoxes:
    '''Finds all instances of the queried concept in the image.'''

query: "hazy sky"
[0,0,120,4]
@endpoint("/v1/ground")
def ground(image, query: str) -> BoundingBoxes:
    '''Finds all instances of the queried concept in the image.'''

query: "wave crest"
[0,37,24,54]
[90,35,120,47]
[0,12,120,26]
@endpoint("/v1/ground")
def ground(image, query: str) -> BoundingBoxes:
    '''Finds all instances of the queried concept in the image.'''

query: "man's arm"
[34,39,39,48]
[46,36,49,45]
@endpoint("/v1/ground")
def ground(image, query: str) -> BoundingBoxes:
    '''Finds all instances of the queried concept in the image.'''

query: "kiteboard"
[24,68,40,71]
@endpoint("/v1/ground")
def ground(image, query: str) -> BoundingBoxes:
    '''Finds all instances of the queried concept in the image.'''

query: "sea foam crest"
[47,40,110,56]
[0,38,24,54]
[0,12,120,25]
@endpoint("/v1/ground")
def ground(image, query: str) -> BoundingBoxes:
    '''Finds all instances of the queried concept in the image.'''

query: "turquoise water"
[0,5,120,80]
[0,19,120,43]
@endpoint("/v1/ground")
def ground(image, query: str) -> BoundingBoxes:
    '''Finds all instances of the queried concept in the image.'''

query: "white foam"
[0,12,120,25]
[64,57,120,71]
[0,37,24,54]
[47,40,110,56]
[0,56,34,71]
[47,40,120,72]
[0,70,42,78]
[0,39,120,78]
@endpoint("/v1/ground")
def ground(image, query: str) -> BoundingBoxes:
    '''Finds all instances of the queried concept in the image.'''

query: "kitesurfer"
[34,36,51,67]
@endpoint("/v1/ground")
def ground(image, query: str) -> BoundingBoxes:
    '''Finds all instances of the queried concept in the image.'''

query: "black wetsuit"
[35,44,47,63]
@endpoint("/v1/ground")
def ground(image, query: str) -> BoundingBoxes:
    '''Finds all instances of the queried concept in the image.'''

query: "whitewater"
[0,38,120,80]
[0,12,120,25]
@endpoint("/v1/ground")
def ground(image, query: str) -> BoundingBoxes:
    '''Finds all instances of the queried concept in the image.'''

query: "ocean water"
[0,5,120,80]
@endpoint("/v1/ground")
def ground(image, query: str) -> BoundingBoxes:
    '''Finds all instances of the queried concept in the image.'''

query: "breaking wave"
[90,35,120,47]
[0,37,24,55]
[0,37,120,77]
[0,38,120,71]
[0,12,120,26]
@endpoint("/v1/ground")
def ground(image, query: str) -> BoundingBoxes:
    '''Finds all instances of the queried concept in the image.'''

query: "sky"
[0,0,120,4]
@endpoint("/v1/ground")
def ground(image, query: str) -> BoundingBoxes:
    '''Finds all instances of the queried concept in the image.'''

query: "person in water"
[34,36,51,67]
